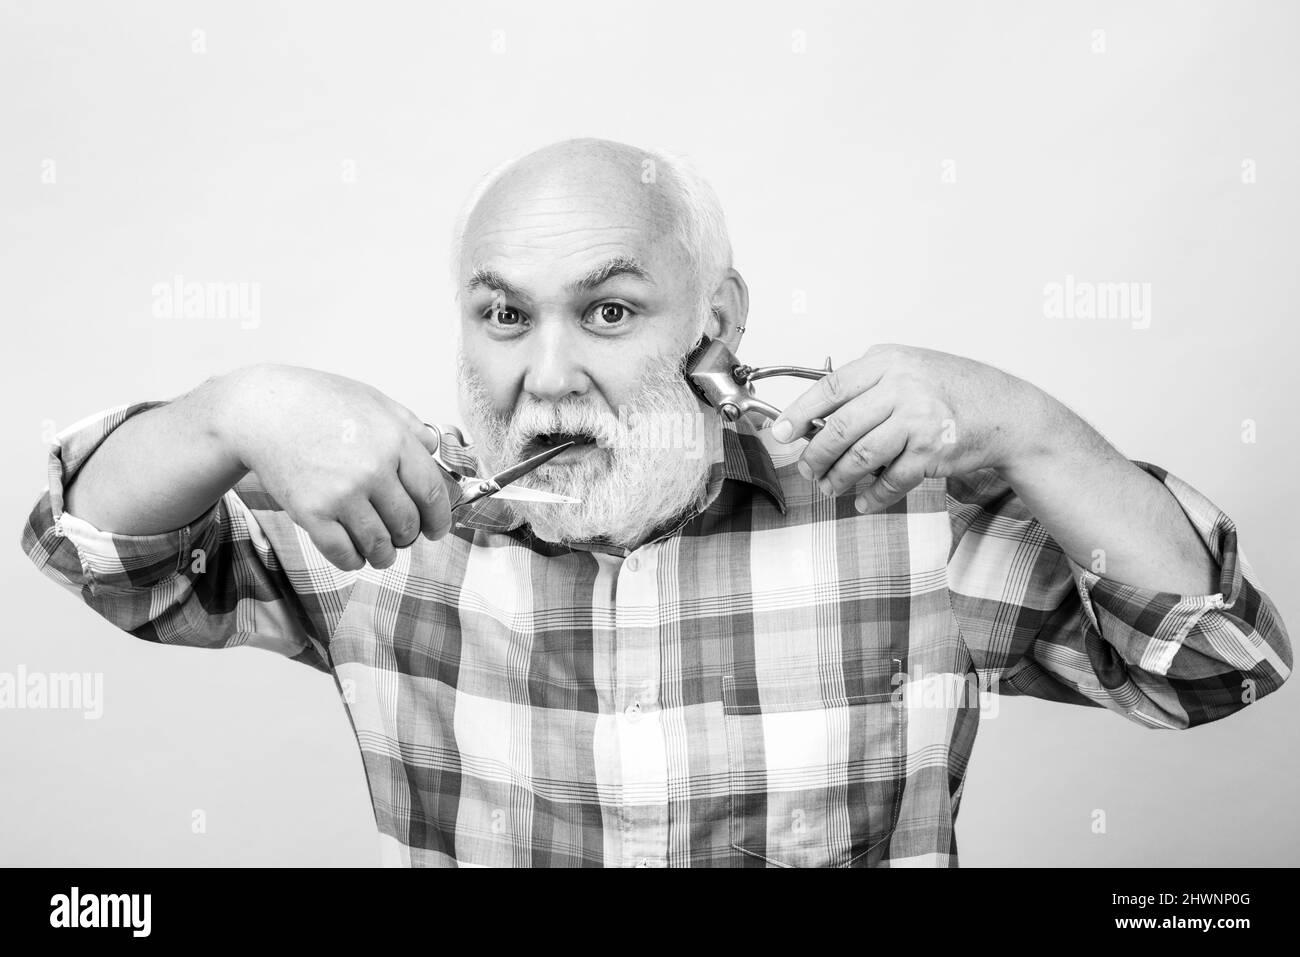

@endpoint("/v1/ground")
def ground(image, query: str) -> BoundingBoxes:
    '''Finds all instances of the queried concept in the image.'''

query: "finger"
[402,407,443,456]
[371,474,423,550]
[307,519,366,572]
[771,353,888,444]
[797,392,894,484]
[819,418,909,496]
[339,500,399,569]
[387,401,442,455]
[855,447,928,513]
[415,425,441,456]
[398,442,454,541]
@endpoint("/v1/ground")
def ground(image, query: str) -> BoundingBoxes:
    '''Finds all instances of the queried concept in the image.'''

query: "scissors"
[424,424,583,513]
[683,335,834,440]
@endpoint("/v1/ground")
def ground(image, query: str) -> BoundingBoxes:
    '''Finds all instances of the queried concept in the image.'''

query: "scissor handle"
[423,423,469,477]
[423,423,481,510]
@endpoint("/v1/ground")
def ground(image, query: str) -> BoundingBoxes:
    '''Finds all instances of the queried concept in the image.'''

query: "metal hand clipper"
[682,335,834,440]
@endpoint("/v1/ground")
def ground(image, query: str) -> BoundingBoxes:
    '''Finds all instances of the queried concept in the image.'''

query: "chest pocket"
[722,666,906,868]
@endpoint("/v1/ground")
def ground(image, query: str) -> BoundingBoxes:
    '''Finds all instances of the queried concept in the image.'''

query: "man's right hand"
[214,364,454,571]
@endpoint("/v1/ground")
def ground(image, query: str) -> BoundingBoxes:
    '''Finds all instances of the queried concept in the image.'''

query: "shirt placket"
[613,542,667,867]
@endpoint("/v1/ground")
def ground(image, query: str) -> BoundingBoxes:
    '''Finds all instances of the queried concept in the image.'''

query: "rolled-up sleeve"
[946,462,1292,729]
[19,401,334,672]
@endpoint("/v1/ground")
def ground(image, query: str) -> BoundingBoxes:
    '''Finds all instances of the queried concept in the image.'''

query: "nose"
[521,319,591,404]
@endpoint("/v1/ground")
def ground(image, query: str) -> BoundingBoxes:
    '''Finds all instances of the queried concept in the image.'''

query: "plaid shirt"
[20,401,1292,867]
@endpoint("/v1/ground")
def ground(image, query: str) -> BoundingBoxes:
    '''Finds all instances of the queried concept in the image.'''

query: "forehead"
[461,174,684,287]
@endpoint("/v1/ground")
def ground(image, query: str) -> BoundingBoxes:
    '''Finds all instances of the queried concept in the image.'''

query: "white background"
[1,0,1296,865]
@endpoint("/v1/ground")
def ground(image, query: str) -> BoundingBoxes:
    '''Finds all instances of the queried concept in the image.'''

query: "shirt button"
[625,699,642,721]
[626,556,640,573]
[635,858,649,868]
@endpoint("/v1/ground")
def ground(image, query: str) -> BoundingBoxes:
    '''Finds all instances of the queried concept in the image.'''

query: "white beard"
[457,346,720,549]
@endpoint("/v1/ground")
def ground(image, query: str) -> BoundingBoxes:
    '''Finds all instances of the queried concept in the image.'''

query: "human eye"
[481,302,529,332]
[584,301,636,328]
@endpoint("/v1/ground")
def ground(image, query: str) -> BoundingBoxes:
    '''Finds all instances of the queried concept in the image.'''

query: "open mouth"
[521,431,599,460]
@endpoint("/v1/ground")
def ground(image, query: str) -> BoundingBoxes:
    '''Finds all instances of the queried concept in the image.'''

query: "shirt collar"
[436,414,787,545]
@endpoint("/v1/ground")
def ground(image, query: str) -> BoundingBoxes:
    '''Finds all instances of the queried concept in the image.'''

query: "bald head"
[451,137,732,299]
[471,139,676,232]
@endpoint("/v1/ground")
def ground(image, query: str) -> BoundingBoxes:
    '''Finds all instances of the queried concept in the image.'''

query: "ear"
[704,268,750,350]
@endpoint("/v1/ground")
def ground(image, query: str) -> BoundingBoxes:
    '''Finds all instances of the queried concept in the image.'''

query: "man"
[20,137,1292,867]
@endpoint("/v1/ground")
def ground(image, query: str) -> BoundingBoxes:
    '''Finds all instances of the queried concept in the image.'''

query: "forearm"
[995,390,1219,596]
[63,371,250,535]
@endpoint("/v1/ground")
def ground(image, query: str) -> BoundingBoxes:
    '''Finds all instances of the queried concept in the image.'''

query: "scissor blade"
[490,485,581,504]
[490,439,582,487]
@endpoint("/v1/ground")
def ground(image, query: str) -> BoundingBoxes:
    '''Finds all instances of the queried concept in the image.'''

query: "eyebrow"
[567,256,653,292]
[464,267,525,301]
[463,256,653,300]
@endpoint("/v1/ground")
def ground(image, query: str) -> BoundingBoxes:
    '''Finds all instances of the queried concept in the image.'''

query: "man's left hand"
[771,343,1043,512]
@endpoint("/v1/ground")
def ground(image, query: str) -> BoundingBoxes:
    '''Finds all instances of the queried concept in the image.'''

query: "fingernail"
[797,460,812,480]
[771,419,793,443]
[855,495,869,513]
[818,479,832,496]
